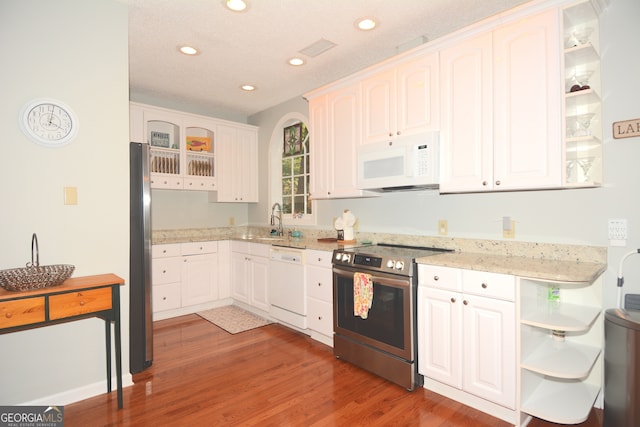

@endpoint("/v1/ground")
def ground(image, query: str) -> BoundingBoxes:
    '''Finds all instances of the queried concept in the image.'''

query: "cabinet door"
[309,95,331,199]
[396,53,439,136]
[216,125,258,202]
[493,9,562,190]
[182,253,217,306]
[418,287,462,388]
[327,83,362,198]
[462,293,516,409]
[237,128,258,202]
[249,256,270,312]
[230,252,249,303]
[361,67,395,145]
[439,32,493,193]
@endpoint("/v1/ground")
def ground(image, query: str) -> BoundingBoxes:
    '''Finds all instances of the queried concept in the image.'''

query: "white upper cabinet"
[308,81,366,200]
[215,124,259,203]
[130,102,258,199]
[361,52,439,145]
[439,32,493,193]
[440,9,562,193]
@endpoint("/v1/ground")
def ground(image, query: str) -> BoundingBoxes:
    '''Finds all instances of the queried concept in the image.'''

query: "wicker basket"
[0,233,75,292]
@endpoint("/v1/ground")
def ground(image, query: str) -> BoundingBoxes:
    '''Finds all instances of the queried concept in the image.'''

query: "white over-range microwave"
[357,132,439,191]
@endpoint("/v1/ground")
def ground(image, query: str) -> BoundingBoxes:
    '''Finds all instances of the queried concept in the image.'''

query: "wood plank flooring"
[64,314,603,426]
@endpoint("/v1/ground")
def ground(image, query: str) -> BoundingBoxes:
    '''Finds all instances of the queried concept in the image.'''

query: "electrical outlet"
[229,216,235,226]
[503,220,516,238]
[438,220,448,236]
[64,187,78,205]
[608,218,627,247]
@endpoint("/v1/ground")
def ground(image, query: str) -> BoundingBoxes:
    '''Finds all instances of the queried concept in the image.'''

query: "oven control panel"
[333,250,410,274]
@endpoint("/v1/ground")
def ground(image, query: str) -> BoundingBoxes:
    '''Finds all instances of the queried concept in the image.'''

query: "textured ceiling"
[129,0,529,119]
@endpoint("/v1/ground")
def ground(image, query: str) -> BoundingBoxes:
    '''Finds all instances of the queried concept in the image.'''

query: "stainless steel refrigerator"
[129,142,153,373]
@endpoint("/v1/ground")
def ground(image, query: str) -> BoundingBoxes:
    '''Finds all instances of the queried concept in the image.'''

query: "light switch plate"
[64,187,78,205]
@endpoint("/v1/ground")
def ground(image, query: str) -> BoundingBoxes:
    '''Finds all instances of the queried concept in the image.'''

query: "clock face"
[20,99,78,147]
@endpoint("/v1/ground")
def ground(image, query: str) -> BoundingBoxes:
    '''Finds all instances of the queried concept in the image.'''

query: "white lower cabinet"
[151,241,220,320]
[418,265,516,423]
[305,249,333,347]
[230,241,270,312]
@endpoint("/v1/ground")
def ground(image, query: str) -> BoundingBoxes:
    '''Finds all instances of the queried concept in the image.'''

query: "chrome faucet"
[270,202,283,236]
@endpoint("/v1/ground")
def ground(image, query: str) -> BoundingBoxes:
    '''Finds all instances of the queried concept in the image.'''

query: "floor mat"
[197,305,272,334]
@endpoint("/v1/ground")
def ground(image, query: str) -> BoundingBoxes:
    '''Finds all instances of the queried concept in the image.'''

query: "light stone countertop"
[416,252,606,283]
[153,227,607,283]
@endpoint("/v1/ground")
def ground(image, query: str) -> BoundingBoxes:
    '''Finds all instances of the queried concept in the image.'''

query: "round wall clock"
[19,98,78,147]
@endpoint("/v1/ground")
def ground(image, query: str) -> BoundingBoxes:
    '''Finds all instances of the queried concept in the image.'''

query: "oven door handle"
[333,267,410,288]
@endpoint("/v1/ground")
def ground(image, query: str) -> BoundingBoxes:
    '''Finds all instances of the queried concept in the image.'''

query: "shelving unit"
[562,1,602,187]
[519,275,603,425]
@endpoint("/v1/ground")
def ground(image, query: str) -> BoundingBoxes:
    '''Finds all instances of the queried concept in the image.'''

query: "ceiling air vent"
[299,38,337,58]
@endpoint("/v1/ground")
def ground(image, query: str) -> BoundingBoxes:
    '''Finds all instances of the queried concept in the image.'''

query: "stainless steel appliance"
[129,142,153,373]
[332,243,450,391]
[269,246,306,329]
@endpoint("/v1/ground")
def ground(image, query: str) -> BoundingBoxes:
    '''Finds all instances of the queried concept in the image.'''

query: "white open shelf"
[520,375,599,424]
[521,302,600,331]
[521,334,600,379]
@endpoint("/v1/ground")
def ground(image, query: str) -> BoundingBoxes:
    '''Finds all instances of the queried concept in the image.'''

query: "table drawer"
[0,297,45,328]
[49,287,113,320]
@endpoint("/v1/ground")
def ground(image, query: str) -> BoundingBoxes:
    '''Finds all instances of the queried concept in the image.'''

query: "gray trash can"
[604,308,640,427]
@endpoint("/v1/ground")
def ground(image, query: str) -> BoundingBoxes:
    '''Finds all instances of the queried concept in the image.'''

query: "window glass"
[281,122,310,217]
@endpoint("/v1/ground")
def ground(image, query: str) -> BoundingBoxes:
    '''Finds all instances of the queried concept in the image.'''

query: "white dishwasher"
[269,246,307,329]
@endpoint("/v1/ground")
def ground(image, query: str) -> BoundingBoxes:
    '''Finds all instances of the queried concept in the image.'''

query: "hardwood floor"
[64,314,603,426]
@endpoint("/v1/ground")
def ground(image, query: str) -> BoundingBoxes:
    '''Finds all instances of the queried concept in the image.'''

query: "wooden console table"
[0,274,124,408]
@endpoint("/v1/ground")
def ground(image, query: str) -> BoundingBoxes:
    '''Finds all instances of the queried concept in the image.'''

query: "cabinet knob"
[495,180,501,186]
[317,282,322,287]
[388,133,393,137]
[163,297,167,301]
[184,259,187,262]
[317,257,322,262]
[463,300,469,305]
[318,316,322,320]
[396,131,401,136]
[434,275,439,281]
[450,297,456,303]
[481,283,488,289]
[482,181,488,186]
[162,270,167,274]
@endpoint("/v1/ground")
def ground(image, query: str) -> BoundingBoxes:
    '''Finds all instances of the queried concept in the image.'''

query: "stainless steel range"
[332,243,451,391]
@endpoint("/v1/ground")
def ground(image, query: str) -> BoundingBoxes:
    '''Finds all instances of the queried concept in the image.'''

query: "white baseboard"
[22,374,134,406]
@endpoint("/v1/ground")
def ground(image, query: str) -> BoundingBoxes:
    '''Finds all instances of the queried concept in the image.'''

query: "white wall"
[249,0,640,310]
[0,0,129,405]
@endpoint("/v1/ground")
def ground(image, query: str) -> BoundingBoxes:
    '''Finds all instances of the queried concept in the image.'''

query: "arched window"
[269,113,314,226]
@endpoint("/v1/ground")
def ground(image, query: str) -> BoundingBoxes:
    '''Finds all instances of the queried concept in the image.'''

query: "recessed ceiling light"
[356,17,377,31]
[288,57,305,66]
[226,0,247,12]
[179,45,199,55]
[240,84,256,91]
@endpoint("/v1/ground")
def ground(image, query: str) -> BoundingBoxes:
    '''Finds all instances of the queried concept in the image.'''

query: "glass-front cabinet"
[130,103,217,191]
[562,1,602,187]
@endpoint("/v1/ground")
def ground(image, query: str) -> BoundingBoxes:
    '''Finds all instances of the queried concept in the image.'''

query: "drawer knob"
[481,283,487,289]
[482,181,488,186]
[463,300,469,305]
[317,282,322,287]
[450,297,456,303]
[317,258,322,262]
[318,316,322,320]
[433,275,439,281]
[5,312,12,319]
[495,180,501,186]
[79,300,86,306]
[163,270,167,274]
[163,297,167,301]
